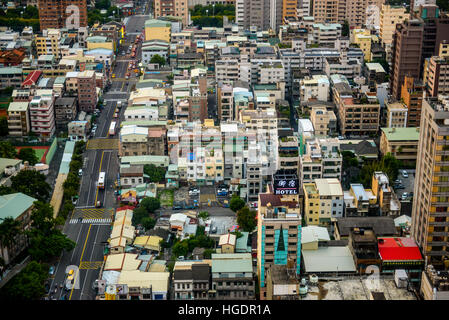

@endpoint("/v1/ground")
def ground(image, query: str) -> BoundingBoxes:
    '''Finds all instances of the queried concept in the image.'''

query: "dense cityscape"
[0,0,448,302]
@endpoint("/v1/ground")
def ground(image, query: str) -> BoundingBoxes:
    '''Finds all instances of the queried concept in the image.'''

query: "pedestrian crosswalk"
[87,138,119,150]
[69,218,112,225]
[79,261,104,270]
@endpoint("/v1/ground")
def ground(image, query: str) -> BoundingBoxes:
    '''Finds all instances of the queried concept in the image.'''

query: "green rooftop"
[145,19,171,28]
[381,127,420,141]
[0,192,37,221]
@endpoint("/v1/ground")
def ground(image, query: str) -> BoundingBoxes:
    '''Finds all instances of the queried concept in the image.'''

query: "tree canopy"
[236,206,257,232]
[17,148,39,166]
[143,164,166,183]
[0,140,17,158]
[150,54,166,66]
[10,170,51,202]
[230,195,245,212]
[0,260,48,300]
[0,116,8,136]
[359,153,402,188]
[27,202,75,262]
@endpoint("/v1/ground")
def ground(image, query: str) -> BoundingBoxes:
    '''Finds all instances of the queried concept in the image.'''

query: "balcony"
[429,221,449,226]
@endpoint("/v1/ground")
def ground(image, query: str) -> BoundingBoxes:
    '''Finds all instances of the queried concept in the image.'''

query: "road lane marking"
[69,224,92,300]
[80,227,101,300]
[94,151,105,205]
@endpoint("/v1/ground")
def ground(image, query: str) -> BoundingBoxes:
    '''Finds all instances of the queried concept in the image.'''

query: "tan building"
[77,70,97,112]
[154,0,188,27]
[144,19,172,43]
[379,5,409,62]
[424,55,449,98]
[310,105,337,137]
[218,233,236,253]
[345,0,384,29]
[385,101,408,128]
[412,97,449,268]
[7,102,30,136]
[380,127,420,165]
[312,0,345,24]
[401,76,424,127]
[371,171,401,216]
[35,29,61,58]
[332,82,380,136]
[0,193,37,265]
[37,0,88,31]
[303,178,344,226]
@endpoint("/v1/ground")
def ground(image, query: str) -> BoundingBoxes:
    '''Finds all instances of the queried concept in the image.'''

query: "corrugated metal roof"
[0,192,37,220]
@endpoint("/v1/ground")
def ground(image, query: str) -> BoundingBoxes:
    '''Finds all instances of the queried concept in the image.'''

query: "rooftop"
[381,127,420,141]
[0,193,37,221]
[378,237,423,261]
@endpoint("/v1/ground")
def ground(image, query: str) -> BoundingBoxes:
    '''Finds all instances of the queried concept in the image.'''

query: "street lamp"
[206,9,208,16]
[212,4,215,16]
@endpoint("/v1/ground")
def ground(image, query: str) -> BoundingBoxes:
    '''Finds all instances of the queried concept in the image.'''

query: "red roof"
[116,205,135,212]
[378,237,423,261]
[22,70,42,87]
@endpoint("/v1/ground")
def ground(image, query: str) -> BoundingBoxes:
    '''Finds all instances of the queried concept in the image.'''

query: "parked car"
[172,205,182,210]
[78,169,83,177]
[401,192,408,200]
[394,179,402,184]
[394,184,405,189]
[402,170,408,178]
[49,266,55,275]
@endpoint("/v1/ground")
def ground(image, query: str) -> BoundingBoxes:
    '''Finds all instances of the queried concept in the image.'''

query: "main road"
[49,13,149,300]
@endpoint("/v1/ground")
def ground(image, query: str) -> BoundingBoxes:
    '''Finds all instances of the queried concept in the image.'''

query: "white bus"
[109,121,116,135]
[98,172,105,189]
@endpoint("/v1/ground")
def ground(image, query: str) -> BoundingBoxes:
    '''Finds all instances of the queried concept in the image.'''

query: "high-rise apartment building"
[379,4,409,63]
[311,0,383,28]
[236,0,271,31]
[412,96,449,269]
[154,0,189,27]
[37,0,88,31]
[257,179,301,299]
[389,19,424,100]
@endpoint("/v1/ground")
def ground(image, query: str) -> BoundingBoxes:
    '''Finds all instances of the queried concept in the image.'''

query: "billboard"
[273,176,299,195]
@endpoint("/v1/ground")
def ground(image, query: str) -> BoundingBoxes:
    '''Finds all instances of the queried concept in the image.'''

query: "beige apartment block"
[385,101,408,128]
[379,5,409,62]
[412,97,449,268]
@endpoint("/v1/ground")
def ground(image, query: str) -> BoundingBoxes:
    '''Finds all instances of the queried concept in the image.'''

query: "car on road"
[402,170,408,178]
[172,205,182,210]
[67,269,75,281]
[49,266,55,275]
[189,188,199,196]
[96,200,102,208]
[394,179,402,184]
[394,184,405,189]
[401,192,408,200]
[112,74,116,78]
[78,169,83,177]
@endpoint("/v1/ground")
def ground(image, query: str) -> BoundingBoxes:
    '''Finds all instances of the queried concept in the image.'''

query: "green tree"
[359,153,402,187]
[140,197,160,213]
[17,148,39,165]
[198,211,209,221]
[27,202,75,261]
[0,140,17,158]
[0,185,13,195]
[0,260,48,300]
[172,240,189,258]
[11,170,51,202]
[230,195,245,212]
[143,164,166,183]
[0,216,22,263]
[95,0,112,10]
[150,54,166,66]
[131,206,149,226]
[0,116,8,136]
[141,217,156,230]
[236,206,257,232]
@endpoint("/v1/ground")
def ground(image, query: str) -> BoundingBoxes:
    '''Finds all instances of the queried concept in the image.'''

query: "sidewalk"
[0,256,30,289]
